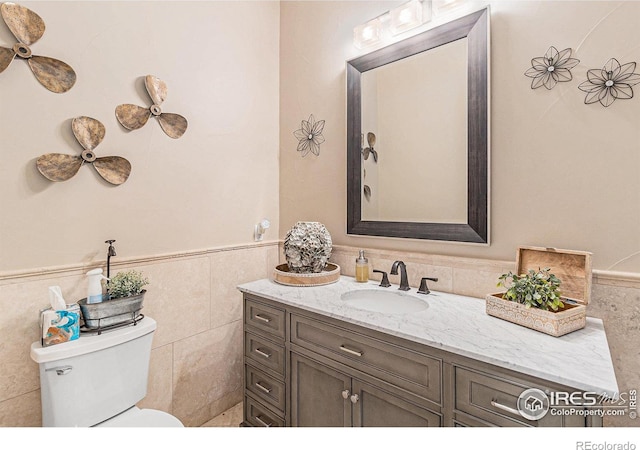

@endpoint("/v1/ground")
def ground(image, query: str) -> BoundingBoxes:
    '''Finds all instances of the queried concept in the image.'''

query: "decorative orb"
[283,221,333,273]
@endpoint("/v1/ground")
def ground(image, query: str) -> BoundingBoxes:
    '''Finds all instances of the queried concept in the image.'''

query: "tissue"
[41,286,80,347]
[49,286,66,311]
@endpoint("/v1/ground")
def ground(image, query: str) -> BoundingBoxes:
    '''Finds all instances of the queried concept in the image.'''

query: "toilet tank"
[30,317,157,427]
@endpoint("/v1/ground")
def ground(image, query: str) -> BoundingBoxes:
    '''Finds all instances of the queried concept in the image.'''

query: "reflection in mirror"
[361,37,468,223]
[347,7,489,243]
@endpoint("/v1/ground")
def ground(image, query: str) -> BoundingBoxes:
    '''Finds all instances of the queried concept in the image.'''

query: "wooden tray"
[273,263,340,287]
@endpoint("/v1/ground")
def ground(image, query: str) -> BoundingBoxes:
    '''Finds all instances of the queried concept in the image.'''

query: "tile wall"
[0,242,279,427]
[1,242,637,427]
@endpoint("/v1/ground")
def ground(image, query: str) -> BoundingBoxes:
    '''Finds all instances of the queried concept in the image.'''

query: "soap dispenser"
[86,268,108,304]
[355,250,369,283]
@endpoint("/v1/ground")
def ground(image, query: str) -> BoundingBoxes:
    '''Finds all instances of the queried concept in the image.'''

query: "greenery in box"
[497,267,564,311]
[107,270,149,299]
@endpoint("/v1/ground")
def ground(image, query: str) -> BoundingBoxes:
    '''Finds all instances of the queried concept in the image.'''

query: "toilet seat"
[97,406,183,427]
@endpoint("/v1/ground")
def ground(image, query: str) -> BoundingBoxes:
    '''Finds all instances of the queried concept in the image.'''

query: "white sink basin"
[340,289,429,314]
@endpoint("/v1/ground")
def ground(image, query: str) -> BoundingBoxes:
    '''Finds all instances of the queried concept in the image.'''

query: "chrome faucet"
[390,261,410,291]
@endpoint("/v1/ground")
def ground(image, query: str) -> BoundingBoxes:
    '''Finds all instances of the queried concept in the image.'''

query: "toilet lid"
[98,407,184,427]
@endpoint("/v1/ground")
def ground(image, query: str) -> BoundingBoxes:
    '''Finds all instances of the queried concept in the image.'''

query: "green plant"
[107,270,149,299]
[497,267,564,311]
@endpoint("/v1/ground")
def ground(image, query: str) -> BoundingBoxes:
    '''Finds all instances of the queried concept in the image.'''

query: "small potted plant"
[78,269,149,330]
[107,270,149,300]
[497,268,564,311]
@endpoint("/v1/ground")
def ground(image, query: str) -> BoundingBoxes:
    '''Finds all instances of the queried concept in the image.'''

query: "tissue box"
[41,304,80,347]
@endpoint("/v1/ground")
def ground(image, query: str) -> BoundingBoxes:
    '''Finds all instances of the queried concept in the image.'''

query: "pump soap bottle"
[86,268,108,304]
[355,250,369,283]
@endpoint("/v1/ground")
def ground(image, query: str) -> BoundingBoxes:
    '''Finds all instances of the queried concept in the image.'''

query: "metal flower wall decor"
[525,46,580,90]
[578,58,640,107]
[0,2,76,93]
[116,75,188,139]
[293,114,325,157]
[36,117,131,185]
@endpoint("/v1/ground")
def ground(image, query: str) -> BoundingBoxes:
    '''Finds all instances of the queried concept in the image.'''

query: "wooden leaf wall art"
[0,2,76,93]
[36,117,131,185]
[115,75,188,139]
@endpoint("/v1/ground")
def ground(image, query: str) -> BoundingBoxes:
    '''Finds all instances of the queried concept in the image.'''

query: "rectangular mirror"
[347,8,489,243]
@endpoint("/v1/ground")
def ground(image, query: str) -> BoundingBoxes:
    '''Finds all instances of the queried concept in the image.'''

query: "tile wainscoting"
[1,242,637,427]
[0,242,280,427]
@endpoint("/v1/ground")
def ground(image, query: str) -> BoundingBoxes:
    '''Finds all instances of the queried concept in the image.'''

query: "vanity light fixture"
[354,1,432,49]
[254,219,271,242]
[432,0,466,17]
[389,0,431,36]
[353,15,384,49]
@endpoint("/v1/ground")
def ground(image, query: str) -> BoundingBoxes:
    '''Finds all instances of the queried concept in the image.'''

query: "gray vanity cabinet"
[242,293,603,428]
[351,379,442,427]
[243,297,287,426]
[290,352,441,427]
[289,352,352,426]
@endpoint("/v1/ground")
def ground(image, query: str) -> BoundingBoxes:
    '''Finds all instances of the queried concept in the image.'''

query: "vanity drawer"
[245,395,284,427]
[245,331,285,376]
[244,297,286,340]
[454,366,586,427]
[245,363,286,413]
[291,314,441,403]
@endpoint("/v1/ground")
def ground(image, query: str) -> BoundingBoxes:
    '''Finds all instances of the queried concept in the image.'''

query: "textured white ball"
[284,222,332,273]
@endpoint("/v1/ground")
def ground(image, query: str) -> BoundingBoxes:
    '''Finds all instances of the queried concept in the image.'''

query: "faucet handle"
[417,277,438,295]
[372,270,391,287]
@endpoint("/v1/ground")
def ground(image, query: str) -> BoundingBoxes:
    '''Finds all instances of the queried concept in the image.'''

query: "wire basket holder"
[80,312,144,335]
[78,291,145,335]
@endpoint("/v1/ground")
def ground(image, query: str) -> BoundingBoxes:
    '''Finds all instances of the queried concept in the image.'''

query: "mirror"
[347,8,489,243]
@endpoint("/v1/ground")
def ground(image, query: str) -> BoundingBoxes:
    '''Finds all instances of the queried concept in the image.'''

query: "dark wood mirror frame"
[347,8,489,244]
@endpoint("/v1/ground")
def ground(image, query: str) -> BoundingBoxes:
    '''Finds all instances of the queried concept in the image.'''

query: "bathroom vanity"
[238,277,618,427]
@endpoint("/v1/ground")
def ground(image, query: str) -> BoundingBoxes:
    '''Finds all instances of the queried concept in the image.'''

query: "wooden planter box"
[486,247,592,337]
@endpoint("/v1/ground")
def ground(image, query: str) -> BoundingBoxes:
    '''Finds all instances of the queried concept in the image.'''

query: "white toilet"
[30,316,183,427]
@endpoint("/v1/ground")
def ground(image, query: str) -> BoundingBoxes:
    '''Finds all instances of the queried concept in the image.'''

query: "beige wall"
[0,1,280,272]
[0,0,280,428]
[279,0,640,273]
[280,4,640,426]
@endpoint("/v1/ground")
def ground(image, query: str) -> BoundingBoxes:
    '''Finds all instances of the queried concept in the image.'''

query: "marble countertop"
[238,276,619,398]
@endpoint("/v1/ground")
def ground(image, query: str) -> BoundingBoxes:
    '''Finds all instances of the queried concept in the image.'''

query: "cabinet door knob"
[341,389,350,399]
[350,393,359,404]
